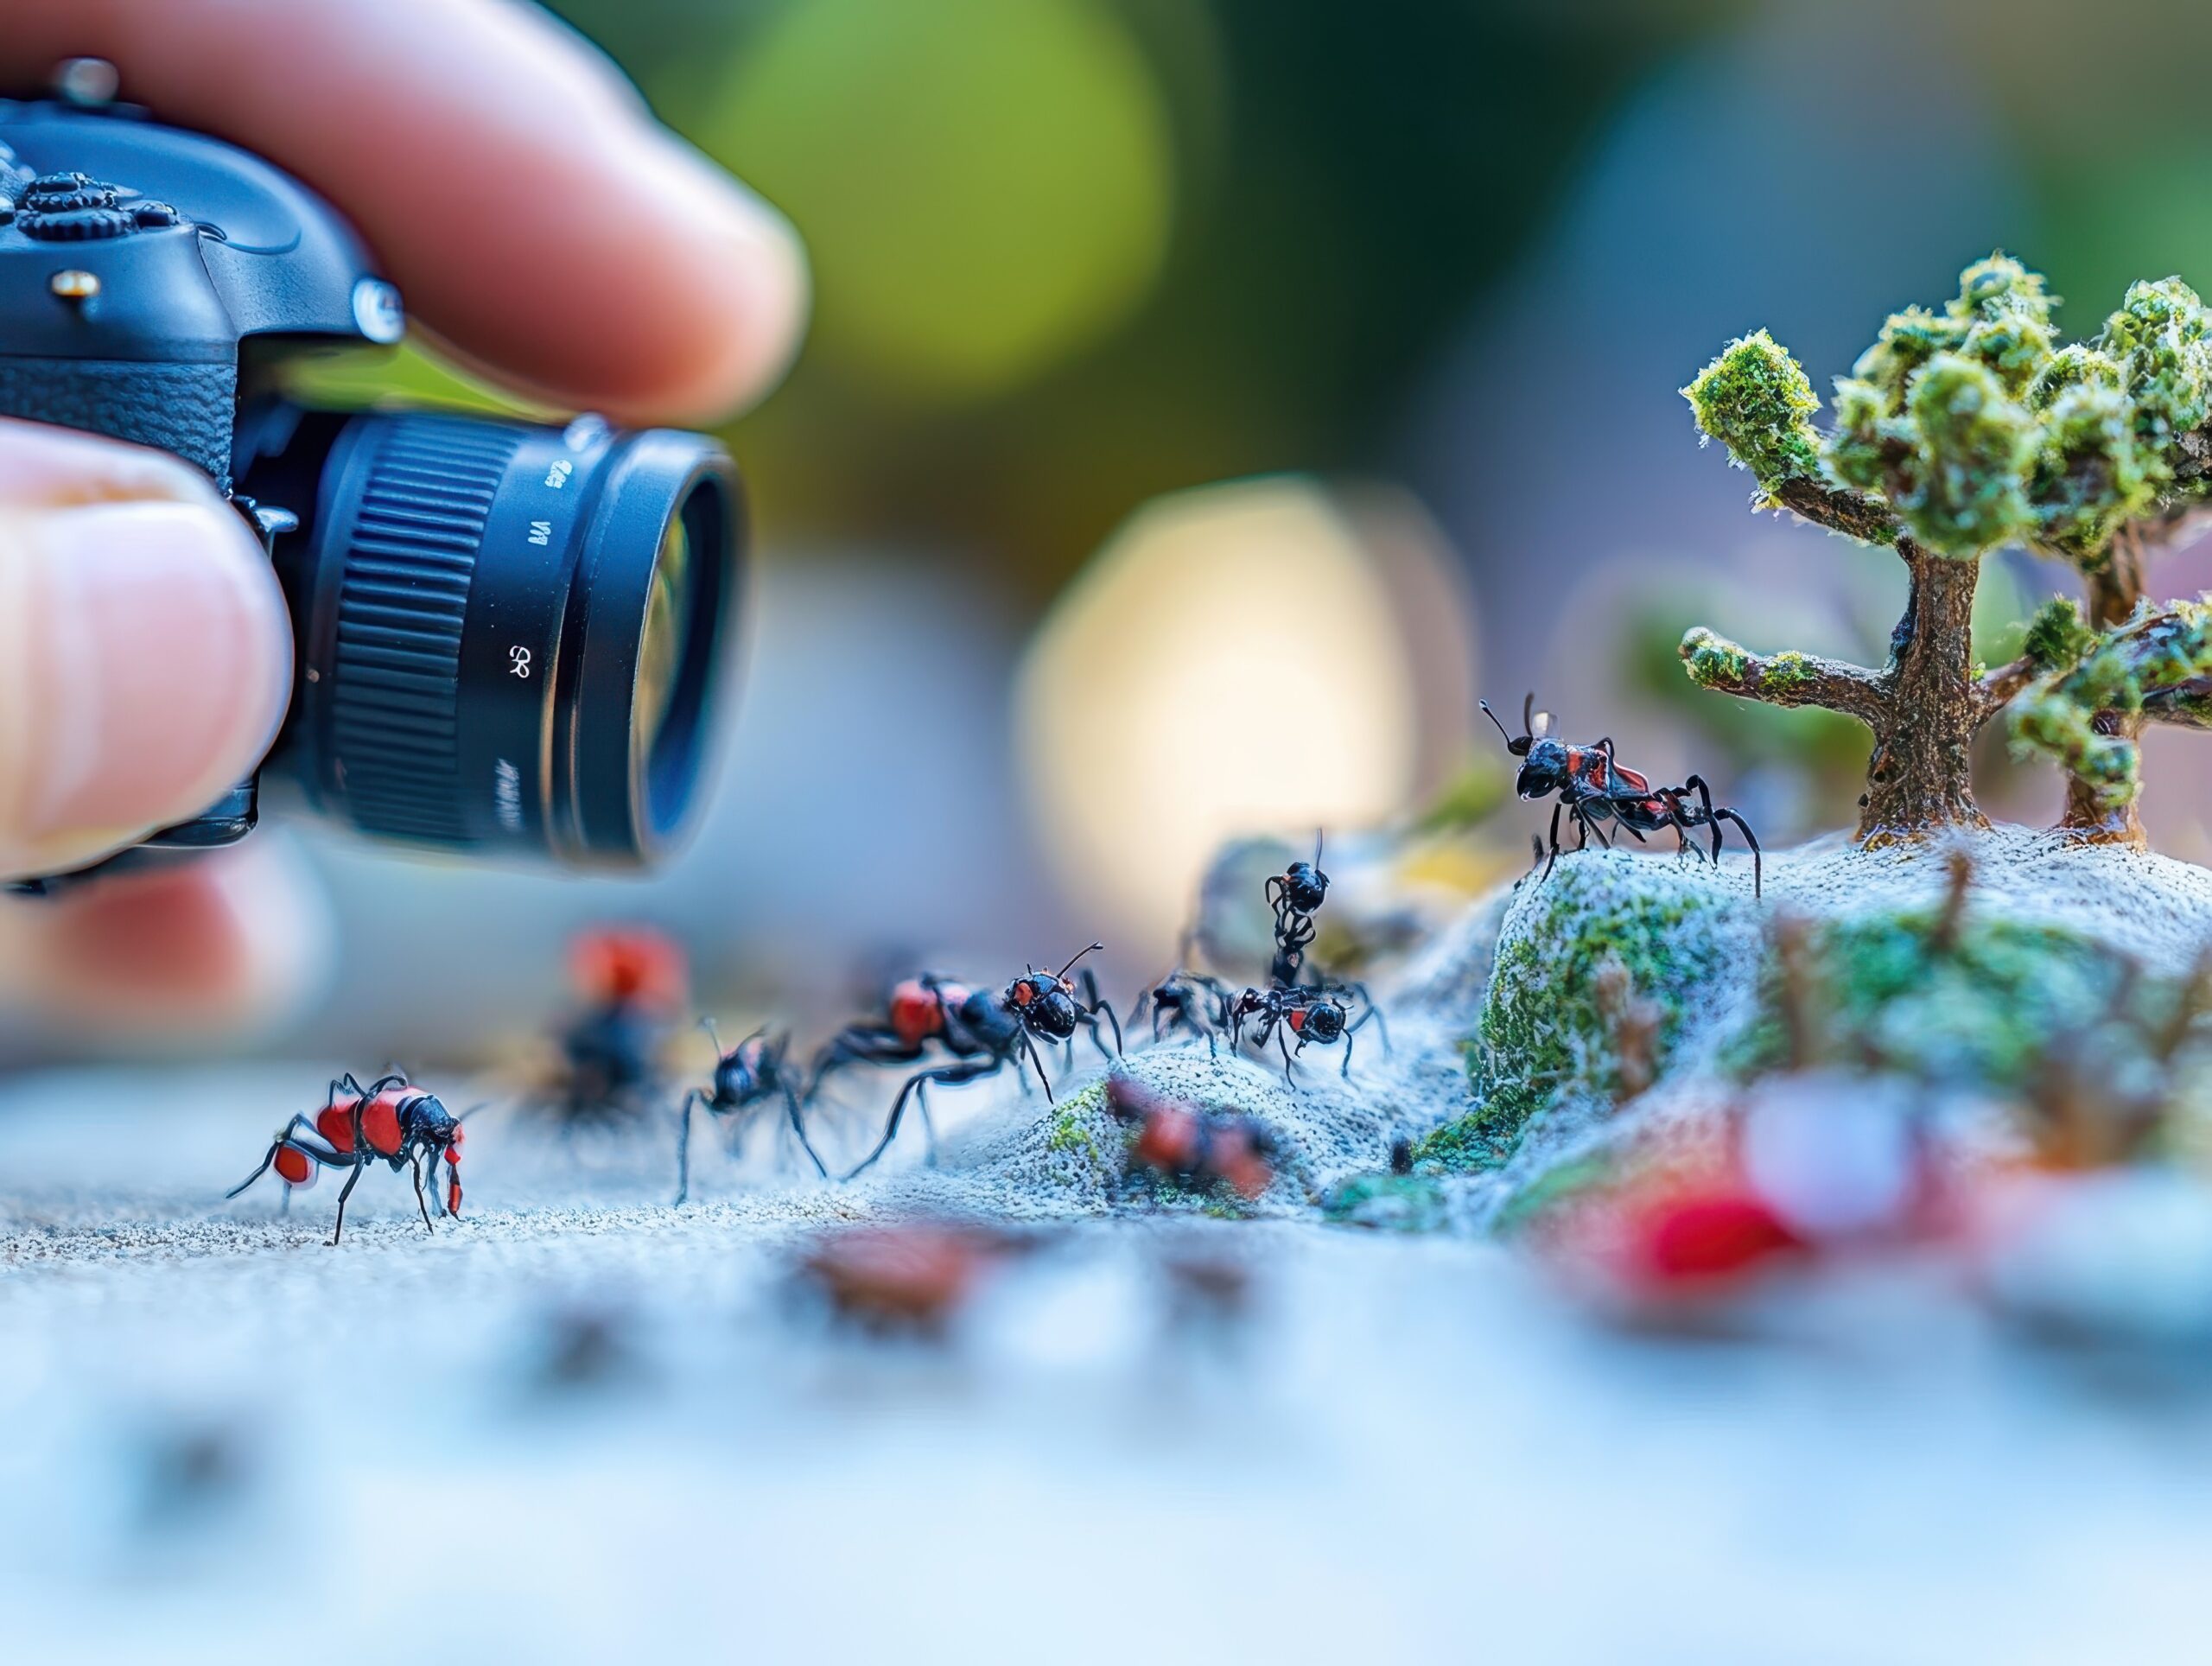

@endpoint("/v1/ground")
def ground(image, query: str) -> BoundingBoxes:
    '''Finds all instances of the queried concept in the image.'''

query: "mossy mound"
[1414,854,1758,1173]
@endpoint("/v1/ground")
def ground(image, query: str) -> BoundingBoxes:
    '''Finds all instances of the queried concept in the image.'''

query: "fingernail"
[0,499,291,874]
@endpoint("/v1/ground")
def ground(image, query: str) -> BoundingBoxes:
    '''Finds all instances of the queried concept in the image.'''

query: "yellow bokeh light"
[706,0,1175,401]
[1017,477,1430,952]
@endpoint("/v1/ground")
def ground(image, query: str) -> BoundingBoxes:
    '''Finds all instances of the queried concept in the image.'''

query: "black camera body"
[0,86,744,887]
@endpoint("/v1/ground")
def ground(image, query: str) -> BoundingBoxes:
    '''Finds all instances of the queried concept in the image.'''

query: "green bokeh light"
[701,0,1175,402]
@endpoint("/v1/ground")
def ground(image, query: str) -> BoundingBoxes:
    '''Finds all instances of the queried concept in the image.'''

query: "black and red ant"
[1482,693,1763,898]
[674,1022,827,1205]
[1267,831,1330,983]
[810,944,1122,1179]
[535,928,686,1127]
[1228,982,1386,1080]
[1108,1072,1278,1200]
[226,1071,467,1245]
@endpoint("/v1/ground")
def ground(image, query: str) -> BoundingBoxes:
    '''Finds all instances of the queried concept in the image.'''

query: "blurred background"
[29,0,2212,1060]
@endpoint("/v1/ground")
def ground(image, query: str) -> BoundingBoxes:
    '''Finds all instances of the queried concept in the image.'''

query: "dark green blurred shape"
[536,0,1736,592]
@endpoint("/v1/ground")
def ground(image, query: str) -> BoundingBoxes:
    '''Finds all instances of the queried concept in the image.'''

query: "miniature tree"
[1680,255,2212,847]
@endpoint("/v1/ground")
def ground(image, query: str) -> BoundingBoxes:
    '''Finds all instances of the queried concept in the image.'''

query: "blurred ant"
[674,1021,827,1205]
[537,928,686,1127]
[1483,693,1763,897]
[1228,981,1387,1081]
[1108,1072,1277,1200]
[1267,831,1330,982]
[1133,934,1233,1054]
[810,944,1123,1178]
[226,1071,467,1245]
[794,1222,1015,1335]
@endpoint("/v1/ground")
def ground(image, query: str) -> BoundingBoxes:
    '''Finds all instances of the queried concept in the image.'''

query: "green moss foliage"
[2012,600,2212,808]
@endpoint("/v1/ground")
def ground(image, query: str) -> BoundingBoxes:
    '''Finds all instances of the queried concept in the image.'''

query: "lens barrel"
[251,409,742,868]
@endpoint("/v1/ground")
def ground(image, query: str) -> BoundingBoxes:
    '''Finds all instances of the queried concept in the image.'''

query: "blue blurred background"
[59,0,2212,1058]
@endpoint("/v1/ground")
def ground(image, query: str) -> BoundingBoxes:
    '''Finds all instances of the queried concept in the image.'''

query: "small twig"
[1591,954,1662,1107]
[1770,912,1821,1071]
[1929,847,1974,956]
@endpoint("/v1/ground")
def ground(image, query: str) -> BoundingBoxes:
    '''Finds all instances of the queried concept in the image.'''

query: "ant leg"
[842,1058,1002,1179]
[409,1155,435,1235]
[675,1088,709,1205]
[1079,971,1123,1056]
[1340,1025,1356,1078]
[1683,774,1725,864]
[225,1116,331,1201]
[1347,995,1390,1057]
[1278,1026,1298,1084]
[327,1161,365,1247]
[1021,1032,1058,1103]
[915,1084,939,1166]
[782,1082,830,1180]
[1541,802,1565,884]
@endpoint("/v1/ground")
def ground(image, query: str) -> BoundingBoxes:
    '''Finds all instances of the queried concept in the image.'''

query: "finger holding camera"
[0,0,809,1033]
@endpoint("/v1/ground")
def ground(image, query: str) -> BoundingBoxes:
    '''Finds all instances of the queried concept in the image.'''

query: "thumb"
[0,420,292,881]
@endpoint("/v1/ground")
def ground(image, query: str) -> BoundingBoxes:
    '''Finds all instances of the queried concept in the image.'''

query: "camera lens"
[246,409,744,868]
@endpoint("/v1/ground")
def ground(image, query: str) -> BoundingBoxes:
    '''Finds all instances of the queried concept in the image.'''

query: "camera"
[0,74,745,890]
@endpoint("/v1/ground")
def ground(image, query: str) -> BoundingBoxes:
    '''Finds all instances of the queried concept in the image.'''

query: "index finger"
[2,0,807,424]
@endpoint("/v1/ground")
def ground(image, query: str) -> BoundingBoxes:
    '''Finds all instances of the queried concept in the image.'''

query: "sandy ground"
[4,1061,2212,1664]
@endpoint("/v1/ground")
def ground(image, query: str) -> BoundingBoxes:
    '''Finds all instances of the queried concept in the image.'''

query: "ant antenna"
[1056,941,1105,979]
[1522,691,1536,734]
[1479,699,1516,747]
[1313,829,1325,867]
[454,1102,490,1123]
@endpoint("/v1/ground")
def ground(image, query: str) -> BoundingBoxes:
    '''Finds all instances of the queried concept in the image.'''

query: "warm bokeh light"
[702,0,1174,401]
[1016,476,1455,952]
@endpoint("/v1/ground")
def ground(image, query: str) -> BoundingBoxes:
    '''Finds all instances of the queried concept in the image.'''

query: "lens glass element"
[633,511,692,766]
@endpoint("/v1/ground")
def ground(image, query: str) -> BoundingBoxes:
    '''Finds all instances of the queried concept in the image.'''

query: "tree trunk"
[1856,549,1987,845]
[2058,539,2149,847]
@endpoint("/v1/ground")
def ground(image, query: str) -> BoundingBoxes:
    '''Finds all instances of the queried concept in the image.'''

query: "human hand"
[0,0,806,1035]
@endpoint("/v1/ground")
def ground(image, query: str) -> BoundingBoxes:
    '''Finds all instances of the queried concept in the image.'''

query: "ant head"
[1516,737,1571,798]
[1018,981,1080,1040]
[1303,1000,1346,1042]
[1480,692,1553,759]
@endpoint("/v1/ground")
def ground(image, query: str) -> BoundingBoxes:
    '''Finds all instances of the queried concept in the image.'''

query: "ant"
[1483,692,1763,898]
[537,928,685,1127]
[1133,934,1234,1054]
[226,1071,467,1246]
[810,944,1123,1179]
[1267,831,1330,983]
[1227,981,1387,1080]
[1108,1072,1277,1200]
[674,1021,828,1205]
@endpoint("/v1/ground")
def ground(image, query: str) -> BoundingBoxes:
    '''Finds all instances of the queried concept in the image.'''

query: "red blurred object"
[1635,1191,1803,1284]
[569,926,688,1013]
[797,1224,1000,1333]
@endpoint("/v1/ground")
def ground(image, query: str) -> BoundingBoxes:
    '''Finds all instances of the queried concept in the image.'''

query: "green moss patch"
[1415,865,1740,1173]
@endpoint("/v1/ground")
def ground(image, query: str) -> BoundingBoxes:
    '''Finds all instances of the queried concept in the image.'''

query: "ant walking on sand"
[1227,981,1387,1081]
[810,944,1122,1178]
[1482,693,1763,898]
[674,1021,828,1204]
[226,1071,467,1246]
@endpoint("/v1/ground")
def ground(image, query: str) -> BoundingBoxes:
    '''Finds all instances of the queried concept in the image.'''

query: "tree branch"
[1678,627,1889,723]
[2142,677,2212,731]
[1769,476,1902,546]
[1975,655,2038,721]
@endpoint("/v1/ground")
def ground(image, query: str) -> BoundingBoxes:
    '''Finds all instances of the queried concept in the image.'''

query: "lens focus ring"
[326,416,521,843]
